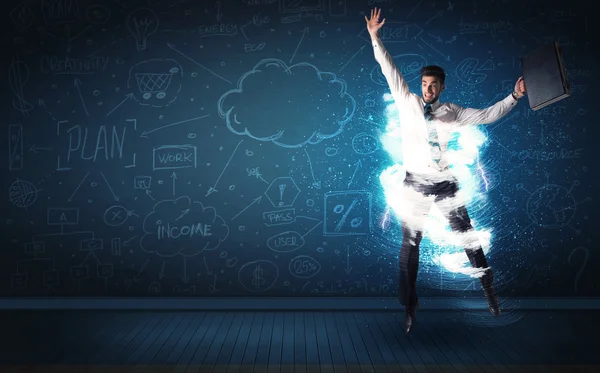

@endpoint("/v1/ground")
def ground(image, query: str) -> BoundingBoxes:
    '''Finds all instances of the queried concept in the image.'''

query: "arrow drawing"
[171,172,177,195]
[167,43,231,84]
[123,236,136,246]
[232,195,262,220]
[68,172,90,202]
[206,140,243,196]
[240,21,251,40]
[134,259,150,282]
[303,148,321,189]
[100,172,119,201]
[176,208,190,221]
[419,36,450,61]
[428,32,443,43]
[345,245,352,274]
[158,261,166,279]
[106,93,133,116]
[181,257,189,283]
[215,0,222,21]
[38,99,56,121]
[73,78,89,116]
[29,145,53,154]
[347,160,362,188]
[290,27,308,64]
[301,221,323,238]
[203,256,212,275]
[140,114,210,137]
[338,45,366,72]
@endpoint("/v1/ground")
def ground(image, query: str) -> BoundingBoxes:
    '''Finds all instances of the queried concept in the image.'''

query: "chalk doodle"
[352,133,379,155]
[266,231,305,253]
[9,179,39,209]
[217,58,356,148]
[8,57,34,116]
[152,145,197,170]
[455,57,494,85]
[8,124,24,171]
[289,255,321,279]
[55,119,137,171]
[238,260,278,292]
[140,196,229,257]
[41,0,81,25]
[1,0,595,297]
[520,174,589,230]
[10,2,37,32]
[103,205,139,227]
[263,208,296,226]
[264,176,300,208]
[358,21,423,43]
[323,190,373,236]
[86,5,110,25]
[127,59,183,107]
[126,8,159,51]
[568,246,589,292]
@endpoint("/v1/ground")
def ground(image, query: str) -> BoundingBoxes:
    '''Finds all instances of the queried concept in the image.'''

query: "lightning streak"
[477,155,488,191]
[381,206,392,230]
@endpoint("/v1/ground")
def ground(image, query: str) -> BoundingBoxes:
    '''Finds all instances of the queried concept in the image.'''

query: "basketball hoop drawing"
[127,59,183,108]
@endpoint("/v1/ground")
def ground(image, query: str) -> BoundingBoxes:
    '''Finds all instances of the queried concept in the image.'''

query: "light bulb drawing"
[126,8,159,51]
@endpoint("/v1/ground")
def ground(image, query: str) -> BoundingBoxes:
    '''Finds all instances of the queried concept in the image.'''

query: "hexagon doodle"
[264,177,300,208]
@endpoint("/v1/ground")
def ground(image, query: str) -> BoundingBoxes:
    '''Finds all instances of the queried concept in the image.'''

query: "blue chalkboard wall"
[1,0,596,297]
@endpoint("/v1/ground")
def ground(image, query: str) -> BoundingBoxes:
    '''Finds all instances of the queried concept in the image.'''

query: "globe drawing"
[526,184,576,228]
[9,179,39,208]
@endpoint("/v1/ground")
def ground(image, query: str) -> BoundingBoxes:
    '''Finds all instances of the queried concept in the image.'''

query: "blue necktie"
[424,103,433,121]
[424,103,441,164]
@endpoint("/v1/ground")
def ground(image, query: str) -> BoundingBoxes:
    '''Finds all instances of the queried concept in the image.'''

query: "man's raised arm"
[366,8,412,104]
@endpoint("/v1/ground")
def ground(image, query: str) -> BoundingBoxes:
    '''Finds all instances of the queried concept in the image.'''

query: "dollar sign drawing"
[252,265,265,289]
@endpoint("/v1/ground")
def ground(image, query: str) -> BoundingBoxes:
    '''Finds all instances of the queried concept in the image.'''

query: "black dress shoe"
[483,285,501,316]
[404,301,419,333]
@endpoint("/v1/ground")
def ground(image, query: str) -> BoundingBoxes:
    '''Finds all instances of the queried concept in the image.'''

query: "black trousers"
[398,171,493,308]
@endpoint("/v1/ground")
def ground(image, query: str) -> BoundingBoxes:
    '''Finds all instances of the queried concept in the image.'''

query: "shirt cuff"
[505,93,519,105]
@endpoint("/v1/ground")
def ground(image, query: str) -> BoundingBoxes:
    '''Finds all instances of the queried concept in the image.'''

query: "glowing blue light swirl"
[378,94,492,277]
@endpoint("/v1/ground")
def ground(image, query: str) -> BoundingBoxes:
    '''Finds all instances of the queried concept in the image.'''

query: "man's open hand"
[365,7,385,36]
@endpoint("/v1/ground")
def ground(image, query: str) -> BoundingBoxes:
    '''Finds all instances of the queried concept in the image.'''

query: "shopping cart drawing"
[127,59,183,108]
[135,67,179,99]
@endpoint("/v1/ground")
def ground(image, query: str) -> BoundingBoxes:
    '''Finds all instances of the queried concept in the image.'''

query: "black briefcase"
[520,40,571,111]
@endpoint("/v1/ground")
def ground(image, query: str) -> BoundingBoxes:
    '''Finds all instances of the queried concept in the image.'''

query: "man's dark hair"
[420,65,446,85]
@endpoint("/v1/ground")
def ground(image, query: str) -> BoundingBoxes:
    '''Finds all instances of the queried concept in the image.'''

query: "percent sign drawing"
[323,190,372,236]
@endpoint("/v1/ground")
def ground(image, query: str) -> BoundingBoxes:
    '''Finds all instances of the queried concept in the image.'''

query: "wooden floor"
[0,310,598,372]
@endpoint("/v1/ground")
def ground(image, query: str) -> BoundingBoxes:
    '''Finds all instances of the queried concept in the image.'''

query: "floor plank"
[156,312,207,373]
[0,310,598,372]
[238,312,262,373]
[313,312,334,373]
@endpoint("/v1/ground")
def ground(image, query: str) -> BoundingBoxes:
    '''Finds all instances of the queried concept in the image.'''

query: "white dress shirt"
[372,36,519,176]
